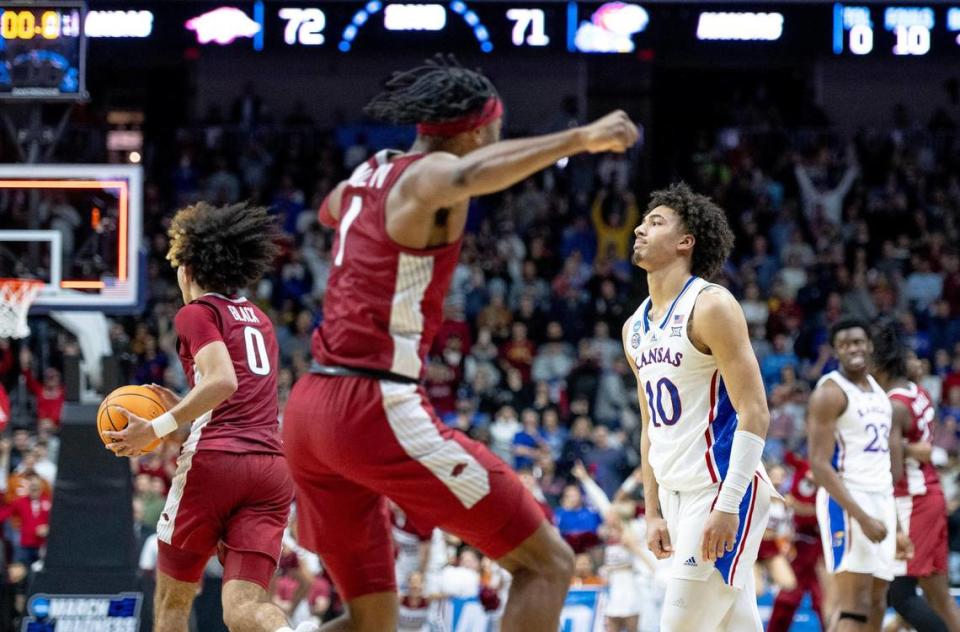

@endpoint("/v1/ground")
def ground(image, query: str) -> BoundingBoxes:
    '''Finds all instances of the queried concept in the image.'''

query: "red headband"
[416,97,503,138]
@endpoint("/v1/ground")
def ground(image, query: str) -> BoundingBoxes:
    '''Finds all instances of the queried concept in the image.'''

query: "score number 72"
[279,8,326,45]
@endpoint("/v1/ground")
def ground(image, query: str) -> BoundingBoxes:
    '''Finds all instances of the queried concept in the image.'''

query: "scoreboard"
[0,1,87,100]
[91,0,960,58]
[4,1,958,62]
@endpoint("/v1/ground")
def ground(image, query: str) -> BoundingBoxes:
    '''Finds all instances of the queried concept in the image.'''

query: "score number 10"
[841,5,931,56]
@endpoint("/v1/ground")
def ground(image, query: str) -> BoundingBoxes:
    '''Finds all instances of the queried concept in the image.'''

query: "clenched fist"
[579,110,640,154]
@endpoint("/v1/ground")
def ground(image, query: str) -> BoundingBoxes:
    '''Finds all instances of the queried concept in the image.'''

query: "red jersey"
[785,452,818,532]
[312,150,463,380]
[890,382,940,497]
[175,294,282,455]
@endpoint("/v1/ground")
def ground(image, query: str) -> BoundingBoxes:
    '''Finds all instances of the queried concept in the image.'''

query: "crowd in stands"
[0,83,959,629]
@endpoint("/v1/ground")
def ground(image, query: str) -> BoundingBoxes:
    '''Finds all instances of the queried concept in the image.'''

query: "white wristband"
[150,412,178,438]
[714,430,765,514]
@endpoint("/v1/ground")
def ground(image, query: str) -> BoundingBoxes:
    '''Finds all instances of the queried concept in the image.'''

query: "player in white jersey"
[623,182,773,632]
[808,318,910,631]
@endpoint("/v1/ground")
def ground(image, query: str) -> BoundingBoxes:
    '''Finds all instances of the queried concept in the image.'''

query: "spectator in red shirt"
[0,382,9,433]
[0,339,13,380]
[19,349,65,428]
[500,322,536,382]
[0,474,52,565]
[942,354,960,403]
[942,251,960,318]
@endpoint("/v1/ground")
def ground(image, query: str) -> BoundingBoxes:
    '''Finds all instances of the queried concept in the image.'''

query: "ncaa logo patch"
[632,320,642,333]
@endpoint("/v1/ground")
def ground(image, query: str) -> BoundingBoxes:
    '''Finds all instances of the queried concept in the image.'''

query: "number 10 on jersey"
[645,378,681,427]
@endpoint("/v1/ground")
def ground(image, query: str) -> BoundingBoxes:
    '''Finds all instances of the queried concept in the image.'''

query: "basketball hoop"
[0,278,43,339]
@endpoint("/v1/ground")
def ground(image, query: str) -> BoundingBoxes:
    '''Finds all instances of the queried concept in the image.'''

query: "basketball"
[96,385,166,453]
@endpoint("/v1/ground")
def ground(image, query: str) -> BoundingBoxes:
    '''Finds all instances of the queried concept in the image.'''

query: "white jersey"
[626,276,743,492]
[816,370,893,493]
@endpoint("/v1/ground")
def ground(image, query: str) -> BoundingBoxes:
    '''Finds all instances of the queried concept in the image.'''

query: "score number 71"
[506,8,549,47]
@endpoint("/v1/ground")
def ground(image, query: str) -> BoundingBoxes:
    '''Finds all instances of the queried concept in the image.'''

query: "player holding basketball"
[623,182,773,631]
[105,203,311,632]
[282,55,639,632]
[874,325,960,632]
[808,318,910,632]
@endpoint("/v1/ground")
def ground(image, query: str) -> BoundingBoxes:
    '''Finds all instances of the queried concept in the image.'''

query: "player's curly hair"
[872,320,908,379]
[364,54,498,125]
[166,202,279,294]
[646,182,734,280]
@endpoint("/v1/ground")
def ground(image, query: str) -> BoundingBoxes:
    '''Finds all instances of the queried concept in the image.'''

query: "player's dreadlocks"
[167,202,279,294]
[364,54,498,125]
[646,182,735,280]
[872,320,908,379]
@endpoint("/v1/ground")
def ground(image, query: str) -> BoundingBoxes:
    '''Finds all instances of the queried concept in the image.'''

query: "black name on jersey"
[227,305,260,324]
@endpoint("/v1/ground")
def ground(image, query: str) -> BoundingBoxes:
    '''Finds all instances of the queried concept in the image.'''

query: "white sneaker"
[294,623,320,632]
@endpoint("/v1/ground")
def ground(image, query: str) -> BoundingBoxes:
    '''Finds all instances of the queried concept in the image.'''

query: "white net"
[0,279,42,339]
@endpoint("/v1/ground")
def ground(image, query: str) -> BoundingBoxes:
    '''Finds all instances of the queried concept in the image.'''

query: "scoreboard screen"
[833,4,959,57]
[47,1,960,60]
[0,1,87,100]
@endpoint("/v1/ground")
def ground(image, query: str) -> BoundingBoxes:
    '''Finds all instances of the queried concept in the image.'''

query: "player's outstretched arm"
[622,321,671,560]
[689,289,769,560]
[401,111,639,211]
[807,381,887,543]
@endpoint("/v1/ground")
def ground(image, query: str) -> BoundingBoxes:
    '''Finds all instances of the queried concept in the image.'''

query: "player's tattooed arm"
[807,381,887,543]
[889,399,910,485]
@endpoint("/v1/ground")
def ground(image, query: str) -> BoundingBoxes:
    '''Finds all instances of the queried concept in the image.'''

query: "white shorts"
[658,473,771,591]
[816,486,897,581]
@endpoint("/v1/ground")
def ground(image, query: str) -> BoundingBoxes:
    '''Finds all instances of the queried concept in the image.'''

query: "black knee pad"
[837,611,868,623]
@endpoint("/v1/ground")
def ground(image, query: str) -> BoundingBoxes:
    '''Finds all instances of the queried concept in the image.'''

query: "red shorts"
[156,451,293,590]
[895,490,949,577]
[758,538,780,562]
[283,375,545,601]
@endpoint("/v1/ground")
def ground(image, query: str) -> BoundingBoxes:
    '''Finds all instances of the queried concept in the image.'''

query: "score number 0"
[506,8,549,46]
[279,7,325,45]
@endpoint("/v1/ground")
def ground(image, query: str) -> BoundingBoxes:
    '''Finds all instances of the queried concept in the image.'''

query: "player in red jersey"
[105,203,310,632]
[874,326,960,632]
[282,55,639,632]
[767,452,827,632]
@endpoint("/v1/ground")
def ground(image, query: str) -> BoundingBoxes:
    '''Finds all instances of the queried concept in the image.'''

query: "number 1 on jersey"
[645,378,681,427]
[334,196,363,267]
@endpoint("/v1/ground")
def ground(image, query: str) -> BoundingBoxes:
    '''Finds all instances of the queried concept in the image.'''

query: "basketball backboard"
[0,164,142,313]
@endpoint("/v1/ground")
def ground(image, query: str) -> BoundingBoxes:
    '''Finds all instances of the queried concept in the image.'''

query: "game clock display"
[0,1,86,100]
